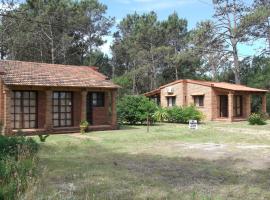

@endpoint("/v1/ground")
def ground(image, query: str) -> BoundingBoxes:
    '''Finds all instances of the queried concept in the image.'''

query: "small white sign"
[189,120,198,129]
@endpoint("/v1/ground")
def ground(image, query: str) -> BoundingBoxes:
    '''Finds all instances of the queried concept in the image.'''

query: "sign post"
[189,120,198,130]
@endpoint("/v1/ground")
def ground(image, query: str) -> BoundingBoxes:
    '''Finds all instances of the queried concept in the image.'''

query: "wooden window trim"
[11,91,38,129]
[92,92,105,107]
[193,95,204,107]
[52,91,73,127]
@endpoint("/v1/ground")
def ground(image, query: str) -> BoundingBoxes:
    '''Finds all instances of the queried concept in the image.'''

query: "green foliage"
[165,106,204,123]
[153,107,169,122]
[80,120,89,134]
[117,95,157,125]
[0,136,39,199]
[248,113,267,125]
[38,135,50,143]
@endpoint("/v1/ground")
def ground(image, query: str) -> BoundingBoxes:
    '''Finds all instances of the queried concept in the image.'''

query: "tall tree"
[192,20,229,80]
[242,0,270,54]
[213,0,249,84]
[0,0,114,64]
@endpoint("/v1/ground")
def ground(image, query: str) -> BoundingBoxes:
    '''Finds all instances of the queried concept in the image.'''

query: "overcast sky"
[99,0,265,58]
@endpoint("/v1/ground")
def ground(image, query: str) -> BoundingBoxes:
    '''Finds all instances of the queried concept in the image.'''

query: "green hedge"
[154,106,204,123]
[248,113,267,125]
[117,95,158,125]
[0,136,39,199]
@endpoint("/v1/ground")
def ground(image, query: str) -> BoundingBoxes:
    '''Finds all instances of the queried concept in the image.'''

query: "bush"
[248,113,267,125]
[117,95,157,125]
[0,136,39,199]
[153,107,169,122]
[163,106,204,123]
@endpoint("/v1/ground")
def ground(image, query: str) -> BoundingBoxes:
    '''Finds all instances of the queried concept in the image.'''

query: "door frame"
[86,92,93,125]
[219,95,228,118]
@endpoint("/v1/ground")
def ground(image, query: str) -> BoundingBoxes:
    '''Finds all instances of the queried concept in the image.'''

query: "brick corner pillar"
[110,90,117,128]
[246,94,251,117]
[228,92,234,122]
[2,87,12,135]
[44,90,53,131]
[81,91,87,122]
[262,93,267,113]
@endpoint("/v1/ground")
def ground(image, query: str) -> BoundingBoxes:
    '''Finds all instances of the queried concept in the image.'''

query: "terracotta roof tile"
[146,79,268,95]
[0,60,120,88]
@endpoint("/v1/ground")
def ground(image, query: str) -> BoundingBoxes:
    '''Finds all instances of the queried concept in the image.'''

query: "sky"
[99,0,266,58]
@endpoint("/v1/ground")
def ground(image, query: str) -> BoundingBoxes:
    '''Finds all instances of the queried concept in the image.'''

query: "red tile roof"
[145,79,268,96]
[0,60,119,88]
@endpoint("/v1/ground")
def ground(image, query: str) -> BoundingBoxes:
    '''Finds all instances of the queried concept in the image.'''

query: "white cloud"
[99,36,113,57]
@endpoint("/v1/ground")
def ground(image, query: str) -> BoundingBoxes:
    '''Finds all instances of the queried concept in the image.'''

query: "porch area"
[2,86,117,135]
[213,89,267,122]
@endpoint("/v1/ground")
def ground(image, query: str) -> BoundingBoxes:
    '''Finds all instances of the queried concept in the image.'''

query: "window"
[234,95,243,117]
[92,92,104,107]
[193,95,204,107]
[167,96,176,107]
[11,91,37,129]
[53,92,73,127]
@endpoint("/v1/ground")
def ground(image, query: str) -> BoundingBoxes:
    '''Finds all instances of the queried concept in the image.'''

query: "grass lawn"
[25,121,270,200]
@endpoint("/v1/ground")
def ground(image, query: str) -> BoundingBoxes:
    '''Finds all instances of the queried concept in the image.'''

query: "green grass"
[24,121,270,200]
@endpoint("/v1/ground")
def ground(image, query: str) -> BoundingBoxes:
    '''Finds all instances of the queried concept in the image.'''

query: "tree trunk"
[231,40,241,84]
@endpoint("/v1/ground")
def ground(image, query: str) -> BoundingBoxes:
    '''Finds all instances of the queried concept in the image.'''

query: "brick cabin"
[145,79,268,122]
[0,60,119,135]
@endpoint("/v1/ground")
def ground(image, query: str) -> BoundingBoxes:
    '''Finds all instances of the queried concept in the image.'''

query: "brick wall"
[186,83,213,120]
[73,92,82,126]
[160,82,184,107]
[37,91,46,128]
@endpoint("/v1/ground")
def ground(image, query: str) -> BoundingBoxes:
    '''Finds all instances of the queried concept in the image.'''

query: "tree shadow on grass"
[35,143,270,200]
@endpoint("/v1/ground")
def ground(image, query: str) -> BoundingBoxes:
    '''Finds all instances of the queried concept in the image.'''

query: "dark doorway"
[233,95,243,117]
[86,92,93,125]
[219,95,228,117]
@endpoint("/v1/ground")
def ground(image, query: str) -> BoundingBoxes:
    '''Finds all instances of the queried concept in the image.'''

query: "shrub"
[165,105,204,123]
[0,136,39,199]
[248,113,267,125]
[153,107,169,122]
[80,120,89,134]
[117,95,157,125]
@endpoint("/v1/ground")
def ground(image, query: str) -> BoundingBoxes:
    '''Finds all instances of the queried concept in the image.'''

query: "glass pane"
[23,99,29,106]
[53,106,58,112]
[53,92,59,99]
[11,92,15,99]
[54,120,59,127]
[66,113,71,120]
[60,92,66,99]
[30,114,36,121]
[61,99,66,106]
[30,107,36,113]
[15,106,21,113]
[92,93,97,100]
[30,121,36,128]
[15,114,21,121]
[61,106,65,112]
[24,121,30,128]
[66,106,71,112]
[24,114,30,121]
[61,113,65,119]
[15,92,21,98]
[30,100,36,106]
[92,99,97,106]
[24,107,29,113]
[66,93,71,98]
[53,113,59,119]
[66,120,71,126]
[15,121,20,129]
[23,92,29,98]
[60,120,65,126]
[15,100,21,106]
[11,106,15,114]
[66,100,72,106]
[30,92,36,99]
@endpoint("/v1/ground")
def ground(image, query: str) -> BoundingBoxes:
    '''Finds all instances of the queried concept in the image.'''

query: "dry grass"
[24,121,270,200]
